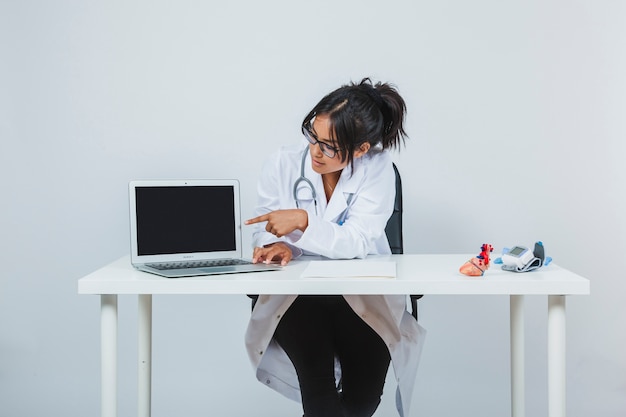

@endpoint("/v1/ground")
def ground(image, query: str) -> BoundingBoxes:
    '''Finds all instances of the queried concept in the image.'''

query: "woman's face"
[308,114,370,175]
[308,114,348,175]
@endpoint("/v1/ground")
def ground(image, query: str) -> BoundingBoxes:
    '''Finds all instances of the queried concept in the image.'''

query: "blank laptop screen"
[134,186,236,256]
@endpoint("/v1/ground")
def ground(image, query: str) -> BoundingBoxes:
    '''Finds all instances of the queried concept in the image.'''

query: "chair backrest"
[384,164,422,320]
[385,163,403,255]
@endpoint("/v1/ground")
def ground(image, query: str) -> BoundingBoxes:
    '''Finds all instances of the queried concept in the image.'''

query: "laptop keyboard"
[147,259,252,270]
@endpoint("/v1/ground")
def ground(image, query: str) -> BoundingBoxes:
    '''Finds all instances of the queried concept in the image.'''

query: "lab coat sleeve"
[295,153,395,259]
[250,148,304,258]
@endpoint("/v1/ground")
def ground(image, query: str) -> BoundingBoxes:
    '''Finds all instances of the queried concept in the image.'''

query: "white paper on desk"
[301,260,396,279]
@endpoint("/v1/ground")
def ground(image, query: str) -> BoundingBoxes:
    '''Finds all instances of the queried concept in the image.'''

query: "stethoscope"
[293,148,354,224]
[293,148,318,215]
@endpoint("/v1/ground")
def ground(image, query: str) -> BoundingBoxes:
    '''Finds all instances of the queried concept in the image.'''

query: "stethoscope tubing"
[293,148,354,223]
[293,148,318,214]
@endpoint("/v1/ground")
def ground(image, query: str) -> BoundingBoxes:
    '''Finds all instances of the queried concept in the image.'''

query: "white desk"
[78,254,590,417]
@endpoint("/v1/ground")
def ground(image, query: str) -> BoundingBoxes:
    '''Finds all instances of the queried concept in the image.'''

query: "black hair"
[302,78,408,168]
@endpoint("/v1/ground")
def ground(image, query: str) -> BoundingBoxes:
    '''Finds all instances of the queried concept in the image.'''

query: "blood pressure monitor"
[501,246,535,269]
[496,241,550,273]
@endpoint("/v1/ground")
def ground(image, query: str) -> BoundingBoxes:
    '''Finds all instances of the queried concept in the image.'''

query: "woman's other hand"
[251,242,293,266]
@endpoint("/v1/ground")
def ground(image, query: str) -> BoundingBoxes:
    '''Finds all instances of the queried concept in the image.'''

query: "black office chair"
[248,163,422,320]
[386,164,423,321]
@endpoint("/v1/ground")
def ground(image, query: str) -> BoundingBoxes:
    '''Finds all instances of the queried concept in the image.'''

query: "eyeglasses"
[301,123,340,158]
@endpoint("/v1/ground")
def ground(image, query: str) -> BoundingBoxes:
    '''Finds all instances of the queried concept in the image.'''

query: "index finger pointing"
[244,214,269,225]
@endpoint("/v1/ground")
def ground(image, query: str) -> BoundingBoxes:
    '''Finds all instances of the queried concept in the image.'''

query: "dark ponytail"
[302,78,408,168]
[373,80,408,150]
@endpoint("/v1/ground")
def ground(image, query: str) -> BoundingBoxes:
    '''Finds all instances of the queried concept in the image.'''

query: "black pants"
[273,296,391,417]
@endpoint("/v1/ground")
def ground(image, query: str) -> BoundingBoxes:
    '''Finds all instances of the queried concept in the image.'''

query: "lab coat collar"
[304,157,365,223]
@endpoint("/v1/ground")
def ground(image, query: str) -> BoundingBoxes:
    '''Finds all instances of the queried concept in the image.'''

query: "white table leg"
[510,295,525,417]
[548,295,566,417]
[138,295,153,417]
[101,294,118,417]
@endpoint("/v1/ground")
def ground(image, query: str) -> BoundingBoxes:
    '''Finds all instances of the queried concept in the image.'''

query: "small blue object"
[494,247,510,264]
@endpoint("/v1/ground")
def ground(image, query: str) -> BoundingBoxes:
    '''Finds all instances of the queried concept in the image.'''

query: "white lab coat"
[245,144,426,417]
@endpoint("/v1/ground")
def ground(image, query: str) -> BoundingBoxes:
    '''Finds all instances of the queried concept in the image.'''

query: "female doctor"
[244,78,424,417]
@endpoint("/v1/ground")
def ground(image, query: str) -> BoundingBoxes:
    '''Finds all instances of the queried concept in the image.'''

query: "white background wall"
[1,0,624,416]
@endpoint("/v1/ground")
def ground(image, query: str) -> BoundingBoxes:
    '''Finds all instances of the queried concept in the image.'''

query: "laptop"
[129,179,281,278]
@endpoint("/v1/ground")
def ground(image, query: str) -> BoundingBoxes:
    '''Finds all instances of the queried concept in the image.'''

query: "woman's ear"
[354,142,371,158]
